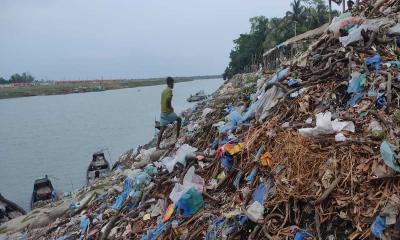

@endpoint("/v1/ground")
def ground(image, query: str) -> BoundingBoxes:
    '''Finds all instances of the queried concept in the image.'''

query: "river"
[0,78,223,211]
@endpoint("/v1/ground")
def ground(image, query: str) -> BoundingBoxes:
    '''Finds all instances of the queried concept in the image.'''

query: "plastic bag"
[140,223,169,240]
[176,187,204,217]
[134,172,151,190]
[299,112,355,137]
[328,13,364,36]
[183,166,205,193]
[347,72,363,93]
[79,215,90,233]
[175,144,197,165]
[294,230,313,240]
[339,18,392,47]
[221,152,234,171]
[223,143,244,155]
[254,85,283,122]
[202,108,214,118]
[227,111,243,126]
[366,54,382,72]
[335,133,347,142]
[241,101,258,122]
[246,201,264,222]
[253,182,266,204]
[371,216,385,238]
[162,144,197,173]
[380,141,400,172]
[389,23,400,35]
[169,167,204,203]
[270,68,289,83]
[150,199,166,217]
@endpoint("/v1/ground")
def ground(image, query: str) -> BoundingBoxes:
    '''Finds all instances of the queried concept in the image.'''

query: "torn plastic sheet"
[255,85,284,122]
[299,111,355,137]
[339,18,394,47]
[169,166,205,203]
[380,141,400,172]
[161,144,198,173]
[371,216,385,238]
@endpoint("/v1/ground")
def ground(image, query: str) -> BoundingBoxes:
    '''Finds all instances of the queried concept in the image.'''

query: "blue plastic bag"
[376,94,387,108]
[270,68,289,83]
[288,79,300,87]
[371,216,385,238]
[176,187,204,217]
[366,54,382,72]
[245,167,257,184]
[235,215,248,225]
[79,215,90,233]
[253,182,266,204]
[205,217,226,240]
[347,92,363,107]
[227,111,243,126]
[140,223,170,240]
[347,72,363,93]
[221,152,234,171]
[225,103,233,113]
[380,141,400,172]
[294,230,313,240]
[112,191,128,210]
[242,102,258,122]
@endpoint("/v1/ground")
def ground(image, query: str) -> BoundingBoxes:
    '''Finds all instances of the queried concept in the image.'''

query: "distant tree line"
[223,0,338,79]
[0,72,35,84]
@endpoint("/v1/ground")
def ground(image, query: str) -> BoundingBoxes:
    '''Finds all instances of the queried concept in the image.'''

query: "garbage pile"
[1,1,400,239]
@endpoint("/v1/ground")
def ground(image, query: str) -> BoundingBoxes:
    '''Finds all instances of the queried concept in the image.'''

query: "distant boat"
[187,90,207,102]
[31,175,55,210]
[87,152,111,185]
[0,193,26,223]
[95,85,105,92]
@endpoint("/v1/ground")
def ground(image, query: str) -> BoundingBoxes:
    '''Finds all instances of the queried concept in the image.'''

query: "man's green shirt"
[161,87,173,113]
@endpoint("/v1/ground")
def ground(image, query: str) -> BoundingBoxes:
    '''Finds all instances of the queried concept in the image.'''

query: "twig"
[314,177,341,205]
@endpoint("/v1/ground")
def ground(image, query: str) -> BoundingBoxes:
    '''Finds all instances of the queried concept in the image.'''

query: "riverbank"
[0,75,221,99]
[1,2,400,238]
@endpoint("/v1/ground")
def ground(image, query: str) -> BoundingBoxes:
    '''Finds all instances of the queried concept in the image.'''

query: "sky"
[0,0,334,80]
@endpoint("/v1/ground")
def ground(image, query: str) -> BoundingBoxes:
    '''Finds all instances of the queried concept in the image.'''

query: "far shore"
[0,75,222,100]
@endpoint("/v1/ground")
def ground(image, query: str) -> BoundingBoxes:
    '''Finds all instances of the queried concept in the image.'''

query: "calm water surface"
[0,78,223,210]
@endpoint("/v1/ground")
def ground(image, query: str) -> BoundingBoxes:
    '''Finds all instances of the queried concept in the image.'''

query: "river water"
[0,78,223,211]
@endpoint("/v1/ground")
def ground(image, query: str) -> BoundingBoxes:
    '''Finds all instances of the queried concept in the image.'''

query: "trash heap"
[1,1,400,239]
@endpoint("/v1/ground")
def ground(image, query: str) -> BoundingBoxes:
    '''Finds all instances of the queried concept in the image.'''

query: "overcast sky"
[1,0,328,80]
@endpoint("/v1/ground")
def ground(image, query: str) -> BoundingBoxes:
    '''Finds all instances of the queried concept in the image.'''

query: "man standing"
[156,77,181,149]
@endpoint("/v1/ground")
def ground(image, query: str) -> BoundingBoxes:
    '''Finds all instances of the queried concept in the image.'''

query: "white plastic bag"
[161,144,198,173]
[175,144,197,166]
[335,133,347,142]
[246,201,264,222]
[339,18,394,47]
[299,111,355,137]
[202,108,214,118]
[389,23,400,35]
[169,166,205,203]
[183,166,205,193]
[161,157,175,173]
[254,86,283,122]
[169,183,187,203]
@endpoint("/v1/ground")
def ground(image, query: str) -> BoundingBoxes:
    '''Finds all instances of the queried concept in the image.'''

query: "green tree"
[0,77,8,84]
[224,16,268,79]
[9,72,34,83]
[224,0,332,79]
[286,0,304,23]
